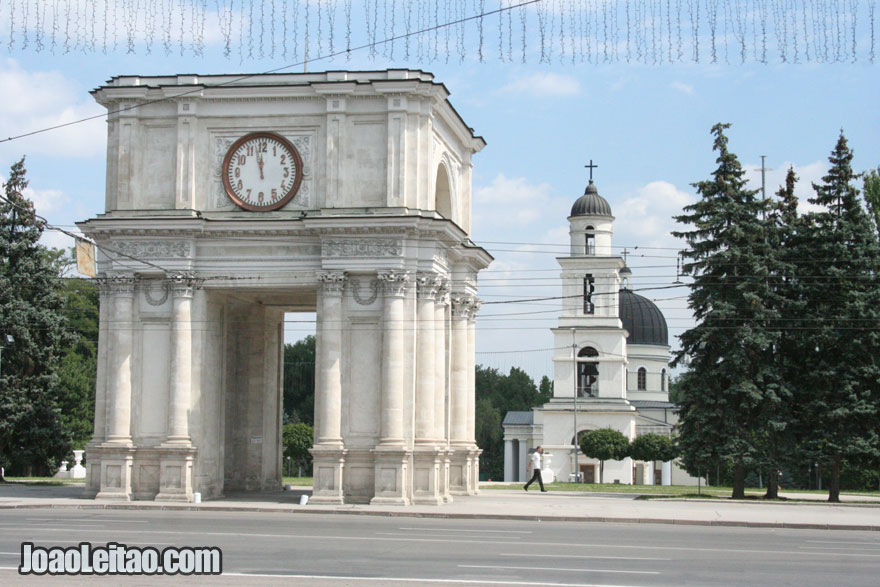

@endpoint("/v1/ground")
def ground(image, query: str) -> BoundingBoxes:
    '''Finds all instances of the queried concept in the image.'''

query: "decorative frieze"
[142,280,170,306]
[322,238,403,258]
[113,241,191,259]
[317,271,348,296]
[377,270,410,297]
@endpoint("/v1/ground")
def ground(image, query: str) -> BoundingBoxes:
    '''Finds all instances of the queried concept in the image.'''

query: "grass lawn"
[483,482,880,498]
[282,476,313,486]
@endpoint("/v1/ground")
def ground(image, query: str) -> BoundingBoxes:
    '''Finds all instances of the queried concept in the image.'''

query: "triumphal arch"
[77,70,490,505]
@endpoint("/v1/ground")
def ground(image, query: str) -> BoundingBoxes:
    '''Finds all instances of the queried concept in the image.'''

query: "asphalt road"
[1,509,878,586]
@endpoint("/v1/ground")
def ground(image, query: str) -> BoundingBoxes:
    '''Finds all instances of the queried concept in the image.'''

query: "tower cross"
[584,159,599,181]
[621,247,629,265]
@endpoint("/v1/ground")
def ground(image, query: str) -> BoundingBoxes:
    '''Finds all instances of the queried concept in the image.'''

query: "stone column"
[504,440,515,482]
[434,282,452,503]
[644,462,655,486]
[466,299,481,495]
[96,275,137,501]
[448,293,474,494]
[661,461,672,486]
[518,440,528,483]
[412,273,443,504]
[85,280,111,498]
[371,270,411,505]
[156,274,202,502]
[310,271,348,504]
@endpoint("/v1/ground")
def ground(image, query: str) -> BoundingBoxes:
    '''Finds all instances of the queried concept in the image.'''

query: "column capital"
[317,271,348,296]
[416,273,444,300]
[451,293,479,319]
[377,270,410,298]
[97,274,139,297]
[168,273,204,298]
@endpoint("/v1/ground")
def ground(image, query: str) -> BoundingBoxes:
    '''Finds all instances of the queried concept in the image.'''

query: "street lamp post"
[571,328,578,483]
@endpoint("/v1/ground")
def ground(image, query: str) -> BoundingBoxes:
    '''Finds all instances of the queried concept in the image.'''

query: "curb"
[1,502,878,531]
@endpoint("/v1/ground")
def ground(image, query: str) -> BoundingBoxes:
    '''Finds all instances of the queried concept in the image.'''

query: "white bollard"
[299,495,309,505]
[193,492,202,504]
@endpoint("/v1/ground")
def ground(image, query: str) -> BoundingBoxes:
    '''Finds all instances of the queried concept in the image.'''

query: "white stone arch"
[434,154,457,221]
[630,363,650,390]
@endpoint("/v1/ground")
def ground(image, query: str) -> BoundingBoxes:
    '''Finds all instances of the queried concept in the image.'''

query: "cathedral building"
[502,178,697,486]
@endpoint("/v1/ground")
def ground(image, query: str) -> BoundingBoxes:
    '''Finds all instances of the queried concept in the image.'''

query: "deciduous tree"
[579,428,630,483]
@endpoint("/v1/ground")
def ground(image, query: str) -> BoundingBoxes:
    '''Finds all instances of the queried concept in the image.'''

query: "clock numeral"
[272,144,277,157]
[237,179,243,191]
[246,145,254,156]
[280,154,286,165]
[260,141,268,153]
[271,188,278,200]
[246,189,252,200]
[238,155,246,165]
[283,167,289,178]
[234,167,240,178]
[258,192,265,203]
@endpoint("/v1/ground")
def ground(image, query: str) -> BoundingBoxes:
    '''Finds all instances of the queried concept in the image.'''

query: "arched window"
[577,346,599,398]
[637,367,647,390]
[585,226,595,255]
[661,368,667,392]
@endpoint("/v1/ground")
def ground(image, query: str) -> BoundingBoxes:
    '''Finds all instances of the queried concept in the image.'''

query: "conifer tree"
[673,123,778,499]
[864,167,880,237]
[0,157,75,477]
[796,133,880,502]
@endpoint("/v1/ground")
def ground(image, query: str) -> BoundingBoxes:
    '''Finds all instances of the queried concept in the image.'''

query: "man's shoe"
[523,485,528,492]
[541,490,548,492]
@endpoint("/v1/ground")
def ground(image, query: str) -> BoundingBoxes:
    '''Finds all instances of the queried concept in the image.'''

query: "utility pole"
[760,155,768,200]
[571,328,578,483]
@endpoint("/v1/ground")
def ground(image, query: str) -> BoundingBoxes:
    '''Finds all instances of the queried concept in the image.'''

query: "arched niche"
[435,162,453,219]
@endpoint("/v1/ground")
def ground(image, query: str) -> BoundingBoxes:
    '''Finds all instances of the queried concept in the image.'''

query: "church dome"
[570,180,612,217]
[619,289,668,346]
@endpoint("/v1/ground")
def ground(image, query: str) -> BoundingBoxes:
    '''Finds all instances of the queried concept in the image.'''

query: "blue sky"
[1,2,878,380]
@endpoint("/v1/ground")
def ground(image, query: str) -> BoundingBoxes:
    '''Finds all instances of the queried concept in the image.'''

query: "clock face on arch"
[221,132,304,211]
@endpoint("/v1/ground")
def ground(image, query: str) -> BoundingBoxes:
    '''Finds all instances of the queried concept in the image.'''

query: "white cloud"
[0,59,106,160]
[614,180,696,250]
[473,173,561,229]
[24,186,69,215]
[670,81,694,95]
[499,72,581,97]
[743,160,827,214]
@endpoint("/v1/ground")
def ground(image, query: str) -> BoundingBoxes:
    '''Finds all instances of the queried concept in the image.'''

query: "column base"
[370,445,411,506]
[83,442,103,498]
[411,445,444,505]
[448,444,470,496]
[94,444,136,501]
[468,447,482,495]
[154,445,197,502]
[310,444,347,504]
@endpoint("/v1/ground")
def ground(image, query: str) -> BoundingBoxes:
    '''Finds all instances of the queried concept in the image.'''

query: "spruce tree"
[0,157,75,477]
[864,167,880,237]
[673,123,778,499]
[796,133,880,502]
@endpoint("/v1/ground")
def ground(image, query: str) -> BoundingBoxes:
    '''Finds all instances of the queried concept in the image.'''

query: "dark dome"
[570,180,612,217]
[619,289,668,346]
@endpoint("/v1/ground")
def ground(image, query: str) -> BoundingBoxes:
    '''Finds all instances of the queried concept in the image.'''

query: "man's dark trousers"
[524,469,545,491]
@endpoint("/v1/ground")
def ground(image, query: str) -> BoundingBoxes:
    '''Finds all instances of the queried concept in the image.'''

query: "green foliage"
[864,167,880,237]
[629,433,678,463]
[793,132,880,502]
[282,422,314,473]
[282,335,316,425]
[579,428,630,483]
[0,157,76,476]
[672,123,784,499]
[475,365,551,481]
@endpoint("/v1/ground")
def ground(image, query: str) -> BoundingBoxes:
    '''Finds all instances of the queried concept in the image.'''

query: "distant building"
[502,178,698,486]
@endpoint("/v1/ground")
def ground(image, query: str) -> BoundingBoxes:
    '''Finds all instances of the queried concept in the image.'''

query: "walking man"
[524,446,548,492]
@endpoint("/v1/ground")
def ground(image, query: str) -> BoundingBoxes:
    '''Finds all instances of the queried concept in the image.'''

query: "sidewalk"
[1,482,879,531]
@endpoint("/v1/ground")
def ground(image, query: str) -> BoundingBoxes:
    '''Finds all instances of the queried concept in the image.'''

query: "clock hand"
[258,153,264,180]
